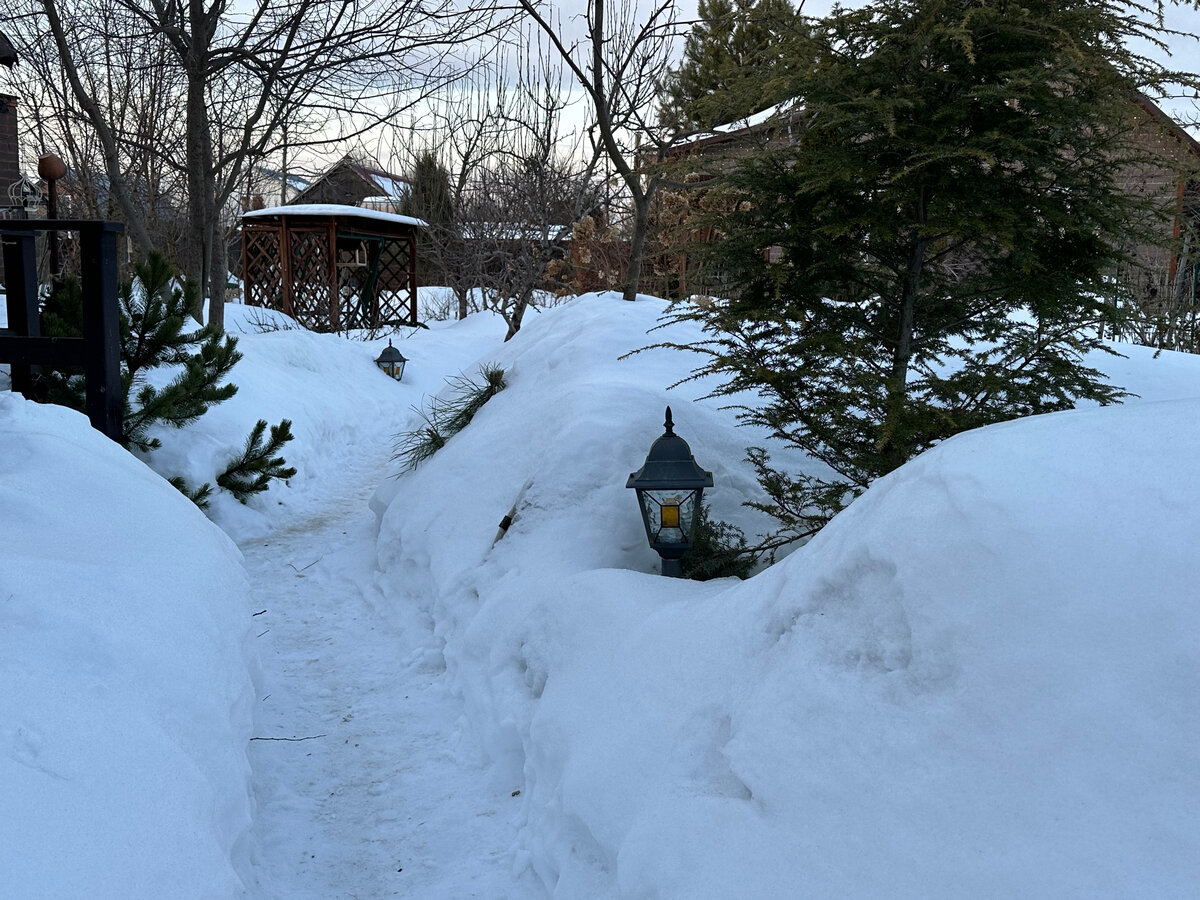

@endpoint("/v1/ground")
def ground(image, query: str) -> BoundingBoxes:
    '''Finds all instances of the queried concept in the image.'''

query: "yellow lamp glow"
[660,504,680,528]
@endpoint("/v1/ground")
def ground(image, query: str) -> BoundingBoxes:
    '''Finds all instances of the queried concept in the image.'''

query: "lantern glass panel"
[640,489,697,545]
[660,504,680,528]
[378,359,404,381]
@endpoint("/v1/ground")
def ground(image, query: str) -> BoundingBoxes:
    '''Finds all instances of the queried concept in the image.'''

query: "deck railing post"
[78,222,123,440]
[2,230,38,395]
[0,219,124,442]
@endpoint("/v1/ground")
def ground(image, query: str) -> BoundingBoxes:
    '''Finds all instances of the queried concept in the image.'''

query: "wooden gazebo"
[241,204,425,332]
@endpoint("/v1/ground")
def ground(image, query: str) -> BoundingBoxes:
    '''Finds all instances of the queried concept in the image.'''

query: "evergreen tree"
[117,256,241,453]
[401,150,455,225]
[659,0,807,131]
[670,0,1195,544]
[38,252,295,507]
[401,150,456,286]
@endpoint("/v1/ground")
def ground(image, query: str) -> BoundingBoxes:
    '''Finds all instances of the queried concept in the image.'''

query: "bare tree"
[3,0,501,329]
[515,0,683,300]
[396,30,609,333]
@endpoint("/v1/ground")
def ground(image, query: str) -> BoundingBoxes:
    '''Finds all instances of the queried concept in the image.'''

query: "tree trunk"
[503,290,534,341]
[184,72,210,321]
[624,191,653,301]
[209,230,228,332]
[182,0,215,323]
[879,234,925,473]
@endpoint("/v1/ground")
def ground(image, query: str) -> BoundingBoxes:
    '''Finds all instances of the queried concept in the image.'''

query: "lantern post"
[626,407,713,577]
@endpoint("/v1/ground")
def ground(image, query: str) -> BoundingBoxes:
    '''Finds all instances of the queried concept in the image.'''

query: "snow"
[0,394,256,898]
[242,203,427,229]
[2,289,1198,897]
[364,173,412,201]
[674,97,804,147]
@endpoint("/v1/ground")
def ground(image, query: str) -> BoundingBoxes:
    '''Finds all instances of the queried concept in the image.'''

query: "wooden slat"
[0,334,86,366]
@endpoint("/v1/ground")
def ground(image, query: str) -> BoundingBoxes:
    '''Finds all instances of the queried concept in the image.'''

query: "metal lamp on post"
[38,152,67,280]
[374,339,407,381]
[627,406,714,577]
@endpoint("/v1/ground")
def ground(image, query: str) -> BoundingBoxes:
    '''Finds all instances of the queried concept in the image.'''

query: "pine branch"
[167,475,214,509]
[216,419,297,503]
[392,365,507,472]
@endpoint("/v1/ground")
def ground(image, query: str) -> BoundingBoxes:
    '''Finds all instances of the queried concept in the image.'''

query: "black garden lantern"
[375,339,407,381]
[626,406,713,577]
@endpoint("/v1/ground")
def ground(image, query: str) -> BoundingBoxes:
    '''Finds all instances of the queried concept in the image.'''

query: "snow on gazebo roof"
[243,203,427,229]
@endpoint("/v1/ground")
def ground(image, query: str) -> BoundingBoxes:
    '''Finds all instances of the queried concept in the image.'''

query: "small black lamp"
[375,339,407,381]
[626,406,713,577]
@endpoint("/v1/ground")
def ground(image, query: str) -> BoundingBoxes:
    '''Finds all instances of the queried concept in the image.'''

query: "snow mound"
[145,302,508,543]
[0,394,257,898]
[375,294,1200,897]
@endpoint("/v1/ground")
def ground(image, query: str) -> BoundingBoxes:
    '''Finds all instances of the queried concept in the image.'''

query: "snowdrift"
[144,303,509,542]
[375,294,1200,897]
[0,394,257,898]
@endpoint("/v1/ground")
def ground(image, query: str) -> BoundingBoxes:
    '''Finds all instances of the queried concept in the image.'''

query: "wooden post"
[240,220,249,308]
[78,222,123,440]
[328,218,339,332]
[2,230,38,395]
[280,218,293,318]
[408,231,417,325]
[0,219,124,442]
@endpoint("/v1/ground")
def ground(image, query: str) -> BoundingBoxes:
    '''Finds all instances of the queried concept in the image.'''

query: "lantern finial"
[664,406,674,435]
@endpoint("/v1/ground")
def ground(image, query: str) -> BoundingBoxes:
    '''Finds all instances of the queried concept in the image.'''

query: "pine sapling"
[33,251,298,511]
[120,260,242,452]
[680,504,758,581]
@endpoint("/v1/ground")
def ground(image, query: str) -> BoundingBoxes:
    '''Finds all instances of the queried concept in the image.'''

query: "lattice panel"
[243,227,283,312]
[375,235,416,326]
[289,229,334,331]
[336,242,374,331]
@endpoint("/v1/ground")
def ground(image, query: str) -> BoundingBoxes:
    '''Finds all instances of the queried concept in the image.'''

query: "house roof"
[671,92,1200,164]
[1133,92,1200,160]
[348,164,410,201]
[254,164,312,193]
[462,222,574,241]
[666,99,807,158]
[287,155,412,210]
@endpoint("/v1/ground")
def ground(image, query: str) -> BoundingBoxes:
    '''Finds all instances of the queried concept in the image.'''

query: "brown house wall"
[654,100,1200,308]
[1113,106,1200,314]
[291,168,375,206]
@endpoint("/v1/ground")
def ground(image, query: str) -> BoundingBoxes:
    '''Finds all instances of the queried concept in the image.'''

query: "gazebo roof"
[243,203,427,230]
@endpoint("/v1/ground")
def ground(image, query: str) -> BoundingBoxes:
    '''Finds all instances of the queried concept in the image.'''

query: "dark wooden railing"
[0,219,124,441]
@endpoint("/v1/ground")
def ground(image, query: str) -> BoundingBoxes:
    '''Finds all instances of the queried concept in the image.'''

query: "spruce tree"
[659,0,807,131]
[670,0,1196,545]
[401,151,454,225]
[401,151,457,286]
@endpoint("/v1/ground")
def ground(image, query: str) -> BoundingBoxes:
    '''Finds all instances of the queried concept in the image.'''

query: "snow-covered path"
[241,448,540,898]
